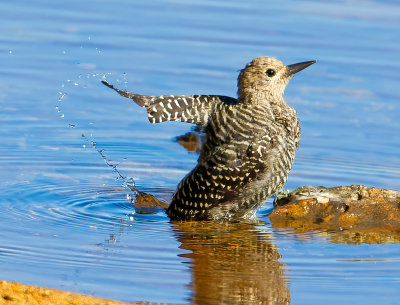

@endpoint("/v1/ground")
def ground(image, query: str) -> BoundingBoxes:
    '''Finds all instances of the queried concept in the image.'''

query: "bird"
[102,56,315,221]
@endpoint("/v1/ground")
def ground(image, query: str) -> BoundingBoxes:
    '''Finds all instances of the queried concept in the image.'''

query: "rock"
[269,185,400,244]
[0,280,139,305]
[134,192,169,214]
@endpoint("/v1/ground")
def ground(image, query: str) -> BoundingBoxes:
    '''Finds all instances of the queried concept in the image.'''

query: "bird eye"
[266,69,276,77]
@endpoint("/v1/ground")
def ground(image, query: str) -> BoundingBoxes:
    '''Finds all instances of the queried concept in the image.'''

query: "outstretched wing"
[102,81,237,127]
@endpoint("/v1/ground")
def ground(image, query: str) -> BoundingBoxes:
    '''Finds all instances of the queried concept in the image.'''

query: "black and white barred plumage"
[102,57,315,220]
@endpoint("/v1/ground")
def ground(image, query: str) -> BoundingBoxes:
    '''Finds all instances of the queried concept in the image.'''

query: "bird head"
[237,56,315,100]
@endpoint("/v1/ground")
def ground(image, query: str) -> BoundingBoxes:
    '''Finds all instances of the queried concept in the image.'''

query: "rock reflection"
[172,221,290,305]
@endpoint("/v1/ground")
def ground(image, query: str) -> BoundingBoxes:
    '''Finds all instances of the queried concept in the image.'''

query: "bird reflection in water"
[172,220,290,305]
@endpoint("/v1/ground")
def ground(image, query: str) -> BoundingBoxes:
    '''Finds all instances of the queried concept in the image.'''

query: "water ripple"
[1,182,136,232]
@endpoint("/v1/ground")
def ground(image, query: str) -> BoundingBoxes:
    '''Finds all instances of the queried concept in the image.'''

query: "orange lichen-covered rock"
[0,280,139,305]
[269,185,400,243]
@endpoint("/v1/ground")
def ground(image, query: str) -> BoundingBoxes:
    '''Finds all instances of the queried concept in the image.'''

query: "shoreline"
[0,280,140,305]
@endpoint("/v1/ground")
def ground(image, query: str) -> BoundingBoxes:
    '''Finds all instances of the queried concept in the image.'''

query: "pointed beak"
[287,60,316,76]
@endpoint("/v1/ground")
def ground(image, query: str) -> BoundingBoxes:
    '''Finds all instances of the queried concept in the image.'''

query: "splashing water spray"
[56,72,139,205]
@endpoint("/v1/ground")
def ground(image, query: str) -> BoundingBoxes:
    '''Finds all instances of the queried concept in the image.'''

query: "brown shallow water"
[0,0,399,304]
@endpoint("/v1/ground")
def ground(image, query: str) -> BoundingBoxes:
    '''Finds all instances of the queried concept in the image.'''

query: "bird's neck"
[238,88,287,108]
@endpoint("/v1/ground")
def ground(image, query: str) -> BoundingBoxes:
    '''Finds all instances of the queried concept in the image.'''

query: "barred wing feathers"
[102,81,236,127]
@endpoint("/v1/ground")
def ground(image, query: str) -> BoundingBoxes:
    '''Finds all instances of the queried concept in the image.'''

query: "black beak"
[287,60,316,76]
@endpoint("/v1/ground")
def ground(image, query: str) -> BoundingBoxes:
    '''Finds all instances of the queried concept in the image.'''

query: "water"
[0,0,399,304]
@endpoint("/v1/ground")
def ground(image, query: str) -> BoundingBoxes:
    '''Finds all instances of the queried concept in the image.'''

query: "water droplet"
[82,144,86,148]
[8,50,12,54]
[58,91,66,102]
[59,114,64,118]
[62,50,66,54]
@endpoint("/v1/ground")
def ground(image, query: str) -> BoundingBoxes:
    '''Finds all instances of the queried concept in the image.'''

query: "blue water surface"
[0,0,399,304]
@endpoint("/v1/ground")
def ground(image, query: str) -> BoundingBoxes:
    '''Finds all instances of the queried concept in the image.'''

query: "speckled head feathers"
[237,56,315,100]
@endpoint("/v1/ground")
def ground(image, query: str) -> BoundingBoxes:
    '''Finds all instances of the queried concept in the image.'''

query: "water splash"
[80,132,140,195]
[56,71,139,204]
